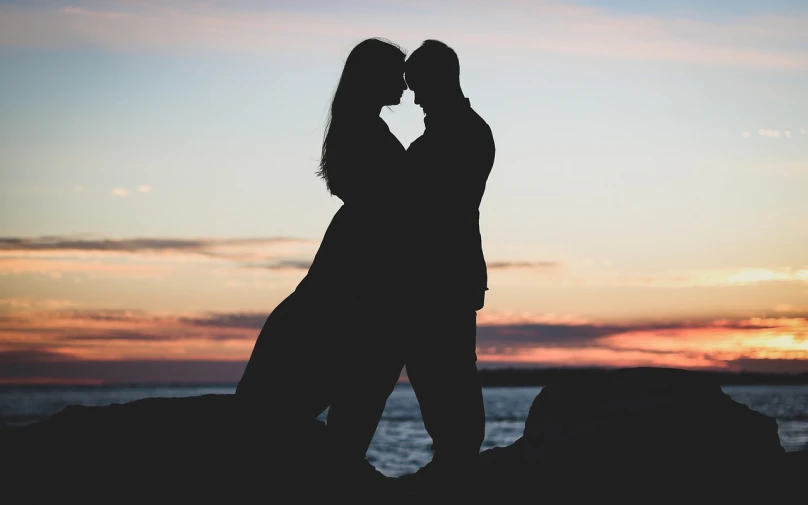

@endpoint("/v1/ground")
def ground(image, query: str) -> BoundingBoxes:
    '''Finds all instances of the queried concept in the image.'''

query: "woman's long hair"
[317,38,405,196]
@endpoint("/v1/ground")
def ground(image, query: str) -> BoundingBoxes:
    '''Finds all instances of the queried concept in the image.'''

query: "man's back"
[405,98,495,309]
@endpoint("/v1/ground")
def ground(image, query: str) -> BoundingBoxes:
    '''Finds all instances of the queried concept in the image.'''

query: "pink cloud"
[0,1,805,68]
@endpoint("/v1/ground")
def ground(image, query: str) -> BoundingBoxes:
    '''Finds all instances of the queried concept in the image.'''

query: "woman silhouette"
[236,38,408,480]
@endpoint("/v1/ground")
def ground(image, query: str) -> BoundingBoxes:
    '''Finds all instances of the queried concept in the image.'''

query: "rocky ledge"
[1,367,805,502]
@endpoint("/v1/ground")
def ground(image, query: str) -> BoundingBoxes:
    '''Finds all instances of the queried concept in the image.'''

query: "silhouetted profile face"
[404,40,461,114]
[404,73,435,113]
[375,59,407,107]
[333,38,407,113]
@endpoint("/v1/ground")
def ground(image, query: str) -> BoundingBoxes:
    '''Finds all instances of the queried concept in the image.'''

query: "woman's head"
[331,38,407,113]
[318,38,407,195]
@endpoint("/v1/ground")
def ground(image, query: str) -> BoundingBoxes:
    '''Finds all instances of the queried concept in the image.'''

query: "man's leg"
[406,308,485,468]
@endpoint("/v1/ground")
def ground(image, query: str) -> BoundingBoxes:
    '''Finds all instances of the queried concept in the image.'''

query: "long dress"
[235,116,407,422]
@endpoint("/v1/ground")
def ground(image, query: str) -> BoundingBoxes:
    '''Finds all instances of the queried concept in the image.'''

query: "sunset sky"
[1,0,807,384]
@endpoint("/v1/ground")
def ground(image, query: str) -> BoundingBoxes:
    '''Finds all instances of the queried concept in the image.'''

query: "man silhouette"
[394,39,496,491]
[324,39,495,495]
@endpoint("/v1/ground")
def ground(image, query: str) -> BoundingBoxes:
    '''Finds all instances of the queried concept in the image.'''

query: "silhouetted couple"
[237,38,495,498]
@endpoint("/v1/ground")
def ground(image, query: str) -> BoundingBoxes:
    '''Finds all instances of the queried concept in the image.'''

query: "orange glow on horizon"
[2,308,807,370]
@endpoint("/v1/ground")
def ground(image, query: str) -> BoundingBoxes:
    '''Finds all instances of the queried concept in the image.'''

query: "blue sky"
[1,0,806,382]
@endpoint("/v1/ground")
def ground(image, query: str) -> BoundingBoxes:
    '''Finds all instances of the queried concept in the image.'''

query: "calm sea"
[1,384,806,476]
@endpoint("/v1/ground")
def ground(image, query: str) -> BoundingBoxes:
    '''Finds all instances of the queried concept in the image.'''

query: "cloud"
[0,235,569,280]
[802,128,807,134]
[0,257,168,276]
[785,131,792,138]
[474,316,808,370]
[758,129,781,138]
[0,349,75,364]
[0,235,315,263]
[0,236,298,253]
[0,1,806,68]
[477,323,622,348]
[1,306,807,382]
[181,312,267,330]
[2,236,202,252]
[111,187,129,197]
[0,235,321,280]
[0,297,73,310]
[0,309,261,362]
[652,267,808,287]
[138,184,152,193]
[487,261,561,270]
[3,236,806,296]
[74,185,84,192]
[741,131,751,138]
[243,260,313,271]
[569,266,808,289]
[476,317,794,349]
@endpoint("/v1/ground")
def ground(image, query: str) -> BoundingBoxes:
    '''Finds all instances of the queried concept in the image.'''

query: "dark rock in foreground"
[477,367,803,500]
[1,367,804,502]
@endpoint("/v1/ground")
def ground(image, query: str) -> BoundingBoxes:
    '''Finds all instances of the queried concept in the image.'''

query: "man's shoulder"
[406,133,426,151]
[467,107,492,132]
[466,107,495,151]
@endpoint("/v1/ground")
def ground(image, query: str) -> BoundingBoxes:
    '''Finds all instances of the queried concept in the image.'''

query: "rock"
[0,394,336,502]
[1,367,804,503]
[477,367,799,501]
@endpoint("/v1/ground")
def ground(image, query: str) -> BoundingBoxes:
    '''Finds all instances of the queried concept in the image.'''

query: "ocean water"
[1,384,806,476]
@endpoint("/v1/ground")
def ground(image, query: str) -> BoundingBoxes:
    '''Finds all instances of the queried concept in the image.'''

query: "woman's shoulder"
[348,117,404,150]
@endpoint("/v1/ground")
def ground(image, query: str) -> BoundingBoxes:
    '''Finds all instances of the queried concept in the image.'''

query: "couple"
[236,38,495,495]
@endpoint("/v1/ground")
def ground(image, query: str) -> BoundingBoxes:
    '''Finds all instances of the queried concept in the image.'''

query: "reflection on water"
[362,385,808,476]
[1,384,806,477]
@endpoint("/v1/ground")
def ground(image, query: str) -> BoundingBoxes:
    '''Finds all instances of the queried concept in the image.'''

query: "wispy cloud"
[639,267,808,287]
[2,236,806,292]
[0,235,318,278]
[0,1,805,68]
[742,128,803,139]
[0,297,73,311]
[0,309,259,361]
[758,129,782,138]
[0,235,307,254]
[0,235,313,258]
[491,263,808,289]
[242,259,313,271]
[0,236,569,279]
[475,316,808,368]
[1,306,806,383]
[110,187,129,197]
[487,260,561,270]
[137,184,153,193]
[0,258,167,278]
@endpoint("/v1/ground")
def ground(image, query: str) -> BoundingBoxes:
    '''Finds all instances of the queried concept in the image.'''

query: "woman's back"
[298,116,406,300]
[237,37,408,407]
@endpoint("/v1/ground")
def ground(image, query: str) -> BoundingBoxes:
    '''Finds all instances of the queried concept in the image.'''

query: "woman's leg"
[326,306,404,461]
[236,290,332,423]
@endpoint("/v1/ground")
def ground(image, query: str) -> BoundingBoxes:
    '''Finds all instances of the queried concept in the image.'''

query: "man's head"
[405,40,462,113]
